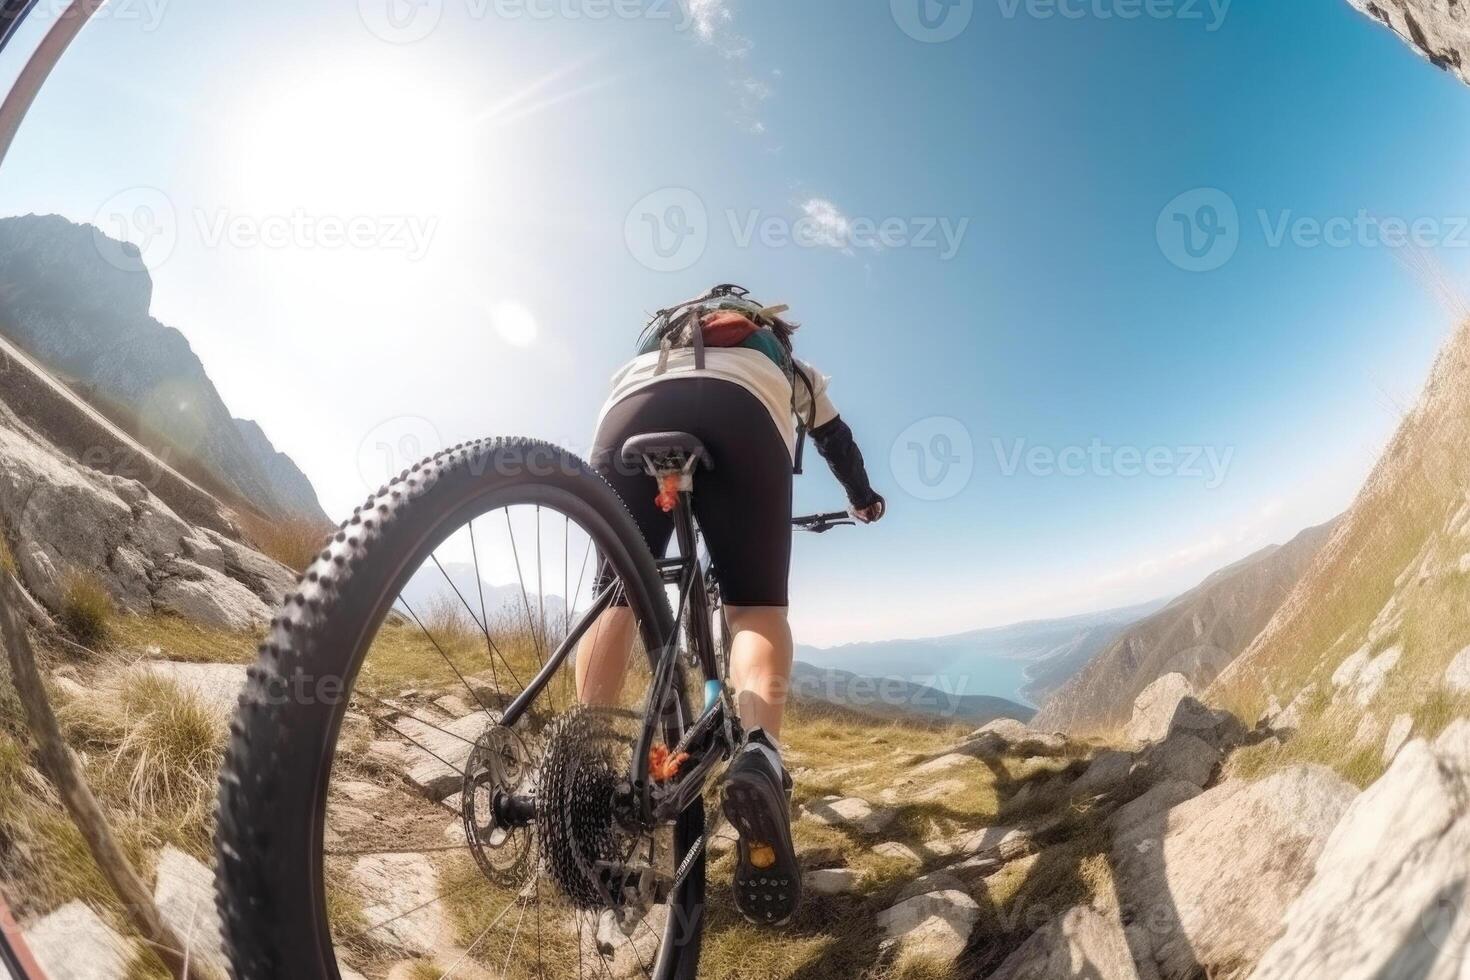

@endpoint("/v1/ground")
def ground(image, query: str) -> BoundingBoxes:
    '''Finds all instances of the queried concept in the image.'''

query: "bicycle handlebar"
[792,511,856,533]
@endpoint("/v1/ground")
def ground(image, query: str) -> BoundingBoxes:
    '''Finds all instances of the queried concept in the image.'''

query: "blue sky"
[2,0,1467,645]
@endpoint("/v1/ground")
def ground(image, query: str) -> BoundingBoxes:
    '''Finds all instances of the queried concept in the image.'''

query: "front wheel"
[214,439,706,980]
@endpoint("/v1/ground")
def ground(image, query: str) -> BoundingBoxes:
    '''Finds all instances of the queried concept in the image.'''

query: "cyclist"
[578,284,885,927]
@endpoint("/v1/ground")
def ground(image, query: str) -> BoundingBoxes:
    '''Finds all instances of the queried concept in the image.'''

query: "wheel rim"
[312,494,693,980]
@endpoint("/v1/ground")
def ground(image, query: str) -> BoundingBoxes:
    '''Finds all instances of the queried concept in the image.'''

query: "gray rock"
[987,905,1159,980]
[388,713,491,800]
[23,901,131,980]
[1140,733,1219,789]
[1108,780,1201,837]
[932,824,1022,859]
[800,796,896,834]
[1444,644,1470,693]
[154,559,273,631]
[1249,722,1470,979]
[1274,684,1317,731]
[1112,765,1356,979]
[911,752,974,777]
[1125,673,1196,744]
[960,719,1067,756]
[872,841,924,865]
[1331,646,1372,691]
[804,867,863,896]
[1072,749,1134,796]
[1351,646,1402,707]
[893,870,965,903]
[1382,714,1414,764]
[876,889,982,963]
[351,853,450,955]
[132,661,248,718]
[152,846,226,971]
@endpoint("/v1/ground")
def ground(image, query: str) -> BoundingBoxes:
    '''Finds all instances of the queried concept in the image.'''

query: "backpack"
[636,284,820,472]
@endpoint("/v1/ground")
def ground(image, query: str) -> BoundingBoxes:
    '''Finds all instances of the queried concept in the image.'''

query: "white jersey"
[597,347,839,457]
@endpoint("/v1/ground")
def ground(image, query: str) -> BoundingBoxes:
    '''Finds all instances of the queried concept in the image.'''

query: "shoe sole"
[721,764,801,926]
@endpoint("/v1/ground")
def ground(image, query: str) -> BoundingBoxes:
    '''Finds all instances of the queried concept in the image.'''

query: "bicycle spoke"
[468,519,505,702]
[363,711,470,778]
[345,875,480,944]
[398,590,509,716]
[506,510,552,686]
[324,843,470,857]
[436,894,519,979]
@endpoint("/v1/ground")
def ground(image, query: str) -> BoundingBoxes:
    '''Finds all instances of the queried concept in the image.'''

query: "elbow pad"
[811,416,880,508]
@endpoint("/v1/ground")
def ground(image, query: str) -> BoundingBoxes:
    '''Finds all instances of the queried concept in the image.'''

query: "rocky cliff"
[0,214,327,525]
[1348,0,1470,85]
[1033,521,1336,735]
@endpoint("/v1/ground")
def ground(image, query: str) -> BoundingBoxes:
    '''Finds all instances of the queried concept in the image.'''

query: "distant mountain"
[790,662,1034,725]
[796,600,1164,708]
[1034,520,1338,735]
[397,561,570,635]
[0,213,328,525]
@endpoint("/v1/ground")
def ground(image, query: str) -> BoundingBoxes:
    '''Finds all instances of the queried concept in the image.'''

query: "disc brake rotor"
[463,722,536,889]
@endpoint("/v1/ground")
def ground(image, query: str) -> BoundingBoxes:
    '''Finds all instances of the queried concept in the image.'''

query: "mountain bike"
[214,435,855,980]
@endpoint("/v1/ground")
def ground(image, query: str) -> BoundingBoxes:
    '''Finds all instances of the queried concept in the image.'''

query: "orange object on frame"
[655,472,681,513]
[648,744,690,782]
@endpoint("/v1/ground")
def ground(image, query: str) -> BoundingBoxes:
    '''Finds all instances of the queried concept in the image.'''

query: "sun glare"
[219,61,477,219]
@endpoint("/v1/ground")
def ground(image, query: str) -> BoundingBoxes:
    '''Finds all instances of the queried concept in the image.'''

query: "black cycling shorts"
[591,378,793,607]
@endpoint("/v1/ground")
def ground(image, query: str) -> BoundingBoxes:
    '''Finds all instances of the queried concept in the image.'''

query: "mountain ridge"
[0,213,328,525]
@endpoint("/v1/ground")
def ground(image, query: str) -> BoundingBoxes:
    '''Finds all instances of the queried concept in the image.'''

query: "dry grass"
[0,530,15,579]
[60,569,114,646]
[110,613,260,666]
[1210,323,1470,782]
[59,672,227,855]
[236,512,329,573]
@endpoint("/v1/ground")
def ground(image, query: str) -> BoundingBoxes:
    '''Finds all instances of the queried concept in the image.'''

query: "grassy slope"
[1,607,1123,980]
[1212,319,1470,785]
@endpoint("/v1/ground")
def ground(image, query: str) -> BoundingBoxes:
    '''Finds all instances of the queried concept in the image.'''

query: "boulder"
[911,753,974,777]
[384,713,490,800]
[872,841,924,866]
[1112,765,1356,979]
[350,853,450,955]
[1382,714,1413,764]
[1138,732,1218,788]
[23,901,131,980]
[1248,722,1470,979]
[893,870,965,903]
[960,719,1067,756]
[876,889,982,963]
[1444,645,1470,693]
[1071,749,1133,796]
[800,796,896,835]
[152,846,226,971]
[1350,646,1402,707]
[1274,684,1317,732]
[804,867,863,896]
[153,560,273,631]
[1107,780,1200,837]
[987,905,1158,980]
[1125,674,1207,744]
[132,661,248,718]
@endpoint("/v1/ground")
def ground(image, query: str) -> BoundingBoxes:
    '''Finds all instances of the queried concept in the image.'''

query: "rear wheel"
[215,439,707,980]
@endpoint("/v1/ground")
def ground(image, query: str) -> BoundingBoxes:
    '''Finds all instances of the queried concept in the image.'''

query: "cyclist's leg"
[725,606,794,739]
[582,389,677,704]
[684,384,794,737]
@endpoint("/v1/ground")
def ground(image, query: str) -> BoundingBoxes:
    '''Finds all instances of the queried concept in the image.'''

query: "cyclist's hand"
[851,497,886,524]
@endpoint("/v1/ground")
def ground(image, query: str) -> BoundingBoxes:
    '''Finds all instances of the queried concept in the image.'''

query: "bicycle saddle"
[620,431,713,470]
